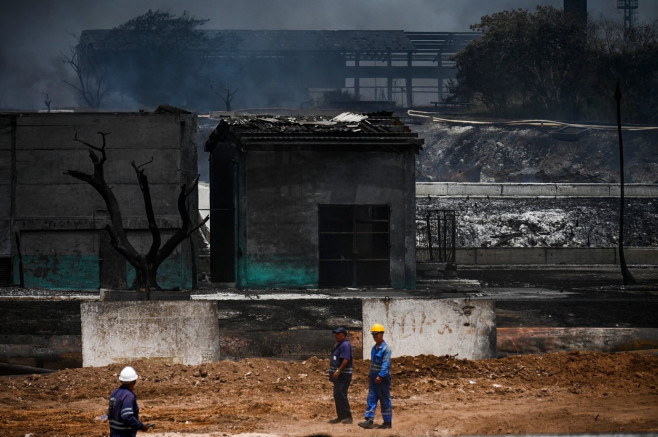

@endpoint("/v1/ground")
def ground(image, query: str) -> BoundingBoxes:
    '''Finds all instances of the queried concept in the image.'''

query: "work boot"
[328,417,342,424]
[341,417,353,424]
[379,422,392,429]
[358,419,375,429]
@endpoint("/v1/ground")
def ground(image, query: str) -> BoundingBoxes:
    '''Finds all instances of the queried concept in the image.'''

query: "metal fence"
[416,209,456,263]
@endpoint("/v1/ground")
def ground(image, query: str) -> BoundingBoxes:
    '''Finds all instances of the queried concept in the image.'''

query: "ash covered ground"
[417,196,657,248]
[411,121,658,249]
[414,122,658,184]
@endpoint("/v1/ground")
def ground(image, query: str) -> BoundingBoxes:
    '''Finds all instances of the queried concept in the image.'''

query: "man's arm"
[378,345,392,378]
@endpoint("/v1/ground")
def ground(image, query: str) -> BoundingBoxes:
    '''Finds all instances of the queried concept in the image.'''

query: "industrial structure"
[204,112,423,289]
[618,0,639,29]
[77,30,479,111]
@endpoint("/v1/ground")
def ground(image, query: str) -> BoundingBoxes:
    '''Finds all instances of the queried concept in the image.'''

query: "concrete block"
[556,184,612,197]
[0,151,10,183]
[0,185,11,220]
[455,249,476,264]
[545,248,615,264]
[455,247,658,266]
[501,183,557,197]
[0,221,9,255]
[475,248,546,264]
[415,182,448,197]
[15,184,181,218]
[81,301,220,367]
[626,248,658,265]
[15,148,181,185]
[414,182,658,198]
[626,185,658,197]
[15,113,186,150]
[446,183,502,196]
[362,298,496,360]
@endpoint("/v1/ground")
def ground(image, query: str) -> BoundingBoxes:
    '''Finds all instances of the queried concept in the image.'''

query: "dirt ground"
[1,351,657,437]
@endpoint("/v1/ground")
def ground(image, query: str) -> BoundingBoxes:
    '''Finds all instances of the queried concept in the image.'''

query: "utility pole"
[614,82,636,286]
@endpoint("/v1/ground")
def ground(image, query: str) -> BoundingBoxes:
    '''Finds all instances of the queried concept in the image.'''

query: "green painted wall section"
[18,255,99,290]
[243,255,317,288]
[14,255,192,291]
[126,256,193,290]
[400,276,416,290]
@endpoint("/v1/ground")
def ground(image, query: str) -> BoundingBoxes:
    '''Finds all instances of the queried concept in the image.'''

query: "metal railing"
[416,209,456,263]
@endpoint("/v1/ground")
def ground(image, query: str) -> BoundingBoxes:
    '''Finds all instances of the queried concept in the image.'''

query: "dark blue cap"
[332,327,347,334]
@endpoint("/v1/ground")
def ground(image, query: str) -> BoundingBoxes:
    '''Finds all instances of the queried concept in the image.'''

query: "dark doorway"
[318,205,390,287]
[0,257,11,286]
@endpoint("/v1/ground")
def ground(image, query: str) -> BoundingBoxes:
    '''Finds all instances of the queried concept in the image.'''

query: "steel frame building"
[78,29,480,110]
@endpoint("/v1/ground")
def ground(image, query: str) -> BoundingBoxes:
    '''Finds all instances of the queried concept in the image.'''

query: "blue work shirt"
[108,385,145,437]
[329,339,353,381]
[369,341,391,378]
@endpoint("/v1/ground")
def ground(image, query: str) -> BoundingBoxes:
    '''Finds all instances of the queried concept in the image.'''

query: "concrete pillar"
[362,298,496,360]
[81,301,220,367]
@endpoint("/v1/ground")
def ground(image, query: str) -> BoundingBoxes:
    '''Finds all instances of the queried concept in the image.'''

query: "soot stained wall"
[0,111,199,290]
[240,149,416,289]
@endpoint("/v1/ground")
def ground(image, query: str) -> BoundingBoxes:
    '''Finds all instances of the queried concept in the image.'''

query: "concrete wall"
[4,294,658,370]
[0,117,11,261]
[238,149,417,289]
[362,298,497,360]
[416,182,658,198]
[0,111,199,290]
[0,300,83,369]
[456,247,658,265]
[80,301,220,367]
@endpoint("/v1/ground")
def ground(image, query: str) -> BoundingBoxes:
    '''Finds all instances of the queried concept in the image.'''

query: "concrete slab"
[80,301,220,367]
[362,298,497,360]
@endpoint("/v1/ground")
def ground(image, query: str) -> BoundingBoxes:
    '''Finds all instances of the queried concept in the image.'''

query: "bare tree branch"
[64,132,142,275]
[66,131,204,291]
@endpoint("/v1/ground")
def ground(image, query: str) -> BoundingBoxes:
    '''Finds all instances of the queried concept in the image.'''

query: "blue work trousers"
[333,378,352,419]
[364,373,392,423]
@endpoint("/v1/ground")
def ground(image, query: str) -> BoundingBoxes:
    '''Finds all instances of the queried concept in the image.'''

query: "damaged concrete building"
[204,112,423,289]
[0,110,199,290]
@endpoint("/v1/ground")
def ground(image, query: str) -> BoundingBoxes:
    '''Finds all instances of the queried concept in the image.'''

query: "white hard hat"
[119,366,138,382]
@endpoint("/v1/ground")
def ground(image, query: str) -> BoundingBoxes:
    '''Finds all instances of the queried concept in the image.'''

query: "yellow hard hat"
[370,323,385,333]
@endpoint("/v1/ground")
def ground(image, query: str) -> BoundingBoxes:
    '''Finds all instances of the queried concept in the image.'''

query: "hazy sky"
[1,0,656,110]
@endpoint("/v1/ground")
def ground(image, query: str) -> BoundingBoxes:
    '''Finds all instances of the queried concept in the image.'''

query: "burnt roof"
[204,112,423,153]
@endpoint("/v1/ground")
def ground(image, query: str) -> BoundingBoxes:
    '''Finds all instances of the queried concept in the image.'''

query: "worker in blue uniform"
[358,323,392,429]
[328,326,353,424]
[108,366,153,436]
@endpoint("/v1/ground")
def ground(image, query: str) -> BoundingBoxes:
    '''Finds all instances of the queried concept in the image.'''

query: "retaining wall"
[362,298,497,360]
[456,247,658,265]
[3,294,658,371]
[416,182,658,198]
[80,301,220,367]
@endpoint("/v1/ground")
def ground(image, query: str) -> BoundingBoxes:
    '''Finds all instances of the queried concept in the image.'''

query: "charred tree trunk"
[64,132,209,291]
